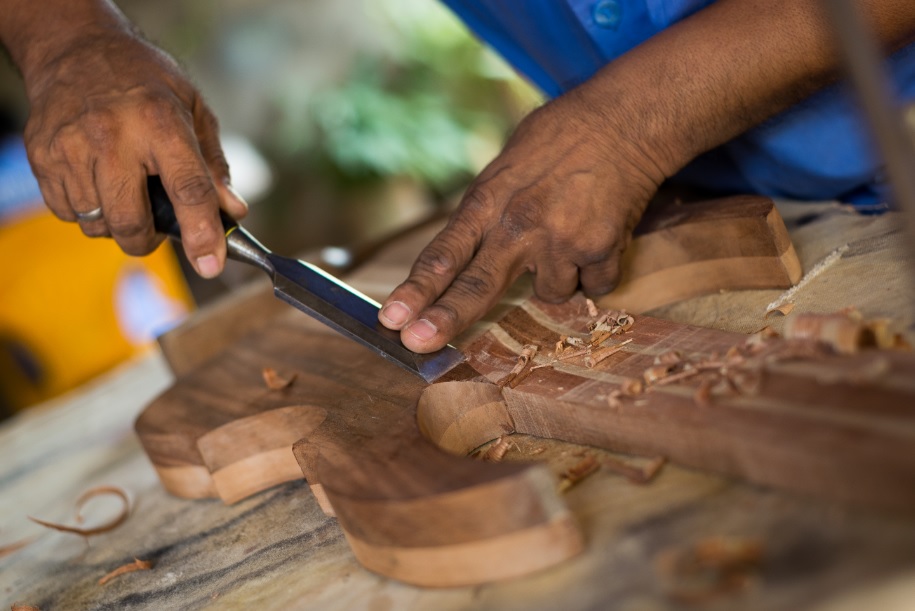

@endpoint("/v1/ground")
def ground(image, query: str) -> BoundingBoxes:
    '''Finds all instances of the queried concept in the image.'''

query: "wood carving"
[138,294,915,586]
[596,195,802,312]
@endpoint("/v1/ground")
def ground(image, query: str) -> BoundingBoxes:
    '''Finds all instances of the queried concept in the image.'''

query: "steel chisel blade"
[269,254,465,383]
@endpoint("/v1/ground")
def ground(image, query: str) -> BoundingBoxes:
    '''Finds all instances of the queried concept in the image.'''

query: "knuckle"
[451,272,494,301]
[170,173,217,206]
[81,223,110,238]
[499,195,544,240]
[428,301,460,326]
[141,93,188,129]
[106,214,149,239]
[413,243,457,277]
[82,108,120,144]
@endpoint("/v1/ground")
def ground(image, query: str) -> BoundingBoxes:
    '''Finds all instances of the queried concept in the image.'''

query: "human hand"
[379,88,666,353]
[22,28,246,278]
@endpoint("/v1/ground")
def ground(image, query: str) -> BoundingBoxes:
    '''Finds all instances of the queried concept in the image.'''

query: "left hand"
[378,87,666,353]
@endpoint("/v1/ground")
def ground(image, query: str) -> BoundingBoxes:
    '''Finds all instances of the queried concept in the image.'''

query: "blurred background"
[0,0,542,415]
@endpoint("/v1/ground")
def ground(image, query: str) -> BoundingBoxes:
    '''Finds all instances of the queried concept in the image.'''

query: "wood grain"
[138,293,915,586]
[597,196,802,312]
[138,312,582,586]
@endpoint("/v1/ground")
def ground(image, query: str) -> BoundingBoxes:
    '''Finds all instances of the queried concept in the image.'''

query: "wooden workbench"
[2,201,914,610]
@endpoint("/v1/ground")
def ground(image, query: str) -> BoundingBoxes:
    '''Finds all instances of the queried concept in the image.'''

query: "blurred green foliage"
[277,0,541,192]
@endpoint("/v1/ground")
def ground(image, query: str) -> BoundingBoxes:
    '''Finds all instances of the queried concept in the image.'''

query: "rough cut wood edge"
[598,197,802,312]
[152,465,218,499]
[209,447,303,505]
[343,510,583,588]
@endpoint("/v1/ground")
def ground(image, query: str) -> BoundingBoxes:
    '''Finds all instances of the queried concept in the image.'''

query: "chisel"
[148,176,465,383]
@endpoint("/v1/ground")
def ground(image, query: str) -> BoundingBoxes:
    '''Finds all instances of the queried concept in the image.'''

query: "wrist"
[2,1,136,97]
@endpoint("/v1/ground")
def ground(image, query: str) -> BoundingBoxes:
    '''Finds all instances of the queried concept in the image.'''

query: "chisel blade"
[269,254,465,383]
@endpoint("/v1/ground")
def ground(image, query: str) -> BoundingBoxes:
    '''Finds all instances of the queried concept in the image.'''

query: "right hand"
[23,28,247,278]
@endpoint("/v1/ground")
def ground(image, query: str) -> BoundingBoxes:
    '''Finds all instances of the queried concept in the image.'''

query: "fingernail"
[407,319,438,341]
[380,301,411,326]
[196,254,221,278]
[225,181,249,211]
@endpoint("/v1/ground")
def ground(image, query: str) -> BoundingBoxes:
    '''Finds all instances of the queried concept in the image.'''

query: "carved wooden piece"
[138,292,915,586]
[462,298,915,510]
[137,311,582,587]
[597,196,802,312]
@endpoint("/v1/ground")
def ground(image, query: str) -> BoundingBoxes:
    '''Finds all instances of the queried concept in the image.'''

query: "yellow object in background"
[0,209,194,412]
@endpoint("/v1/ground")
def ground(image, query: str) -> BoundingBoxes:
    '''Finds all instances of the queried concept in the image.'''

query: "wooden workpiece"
[597,195,802,312]
[6,200,915,609]
[136,291,915,586]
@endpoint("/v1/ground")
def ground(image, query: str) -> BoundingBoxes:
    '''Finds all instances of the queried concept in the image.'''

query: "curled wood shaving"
[558,455,600,493]
[654,350,683,366]
[497,344,538,388]
[0,537,34,559]
[479,436,515,462]
[28,486,130,538]
[98,558,153,586]
[643,364,676,385]
[621,378,644,396]
[656,536,764,604]
[784,312,863,355]
[262,367,296,390]
[765,302,795,319]
[585,339,633,368]
[585,298,600,318]
[603,455,666,484]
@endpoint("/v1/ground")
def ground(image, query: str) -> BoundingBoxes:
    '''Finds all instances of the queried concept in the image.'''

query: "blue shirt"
[442,0,915,206]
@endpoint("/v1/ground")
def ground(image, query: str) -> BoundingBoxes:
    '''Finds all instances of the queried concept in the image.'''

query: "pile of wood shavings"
[498,299,636,388]
[613,308,910,409]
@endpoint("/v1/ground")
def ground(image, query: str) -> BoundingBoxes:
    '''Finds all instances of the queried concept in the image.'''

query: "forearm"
[0,0,134,93]
[582,0,915,181]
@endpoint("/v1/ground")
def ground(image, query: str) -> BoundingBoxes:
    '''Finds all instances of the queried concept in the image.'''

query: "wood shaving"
[262,367,296,390]
[585,339,633,368]
[28,486,130,538]
[620,378,644,396]
[479,436,514,462]
[654,350,683,366]
[765,302,795,318]
[585,298,600,318]
[498,344,538,388]
[558,455,600,493]
[98,558,153,586]
[643,364,676,385]
[603,455,666,484]
[784,312,863,355]
[694,378,715,407]
[656,536,764,604]
[528,447,546,456]
[0,537,33,559]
